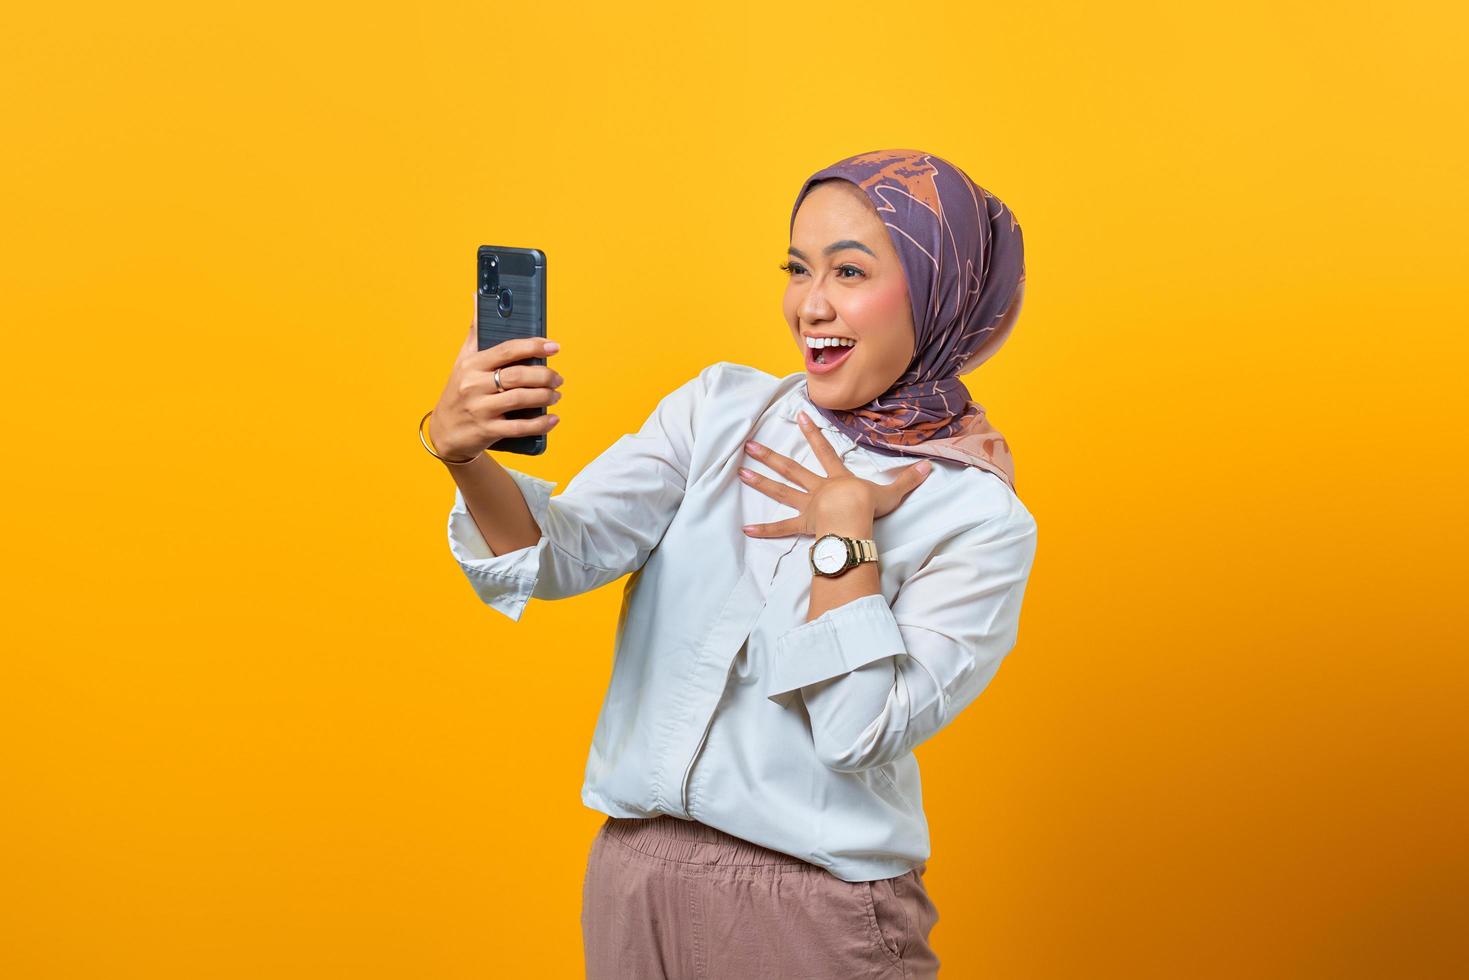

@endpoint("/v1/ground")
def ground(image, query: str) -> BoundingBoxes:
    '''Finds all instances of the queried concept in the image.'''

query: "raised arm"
[445,362,718,621]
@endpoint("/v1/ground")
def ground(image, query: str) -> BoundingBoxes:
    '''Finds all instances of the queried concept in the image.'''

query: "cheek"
[845,281,907,330]
[783,286,804,328]
[849,282,912,355]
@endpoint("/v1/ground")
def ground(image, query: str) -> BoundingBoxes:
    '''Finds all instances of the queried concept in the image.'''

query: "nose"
[798,276,835,321]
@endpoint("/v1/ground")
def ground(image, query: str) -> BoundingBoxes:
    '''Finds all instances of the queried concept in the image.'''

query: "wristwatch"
[809,533,880,577]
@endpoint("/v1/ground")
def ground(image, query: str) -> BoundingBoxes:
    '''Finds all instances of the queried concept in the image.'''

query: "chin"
[804,376,865,412]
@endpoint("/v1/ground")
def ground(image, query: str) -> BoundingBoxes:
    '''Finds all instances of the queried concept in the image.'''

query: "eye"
[779,262,865,280]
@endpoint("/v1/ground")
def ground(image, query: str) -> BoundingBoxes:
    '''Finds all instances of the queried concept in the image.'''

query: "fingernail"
[797,411,809,425]
[544,340,560,352]
[547,414,559,422]
[918,461,932,474]
[742,525,757,534]
[745,441,763,455]
[739,467,754,480]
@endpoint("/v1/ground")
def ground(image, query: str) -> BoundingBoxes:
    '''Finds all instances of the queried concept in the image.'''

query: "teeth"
[805,336,856,348]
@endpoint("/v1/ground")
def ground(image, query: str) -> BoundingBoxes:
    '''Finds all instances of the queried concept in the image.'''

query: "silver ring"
[493,368,505,393]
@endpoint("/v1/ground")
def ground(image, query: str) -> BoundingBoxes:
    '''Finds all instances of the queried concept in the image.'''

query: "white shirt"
[447,361,1039,882]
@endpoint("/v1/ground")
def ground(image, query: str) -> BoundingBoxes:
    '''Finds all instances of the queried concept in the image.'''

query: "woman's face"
[782,180,916,411]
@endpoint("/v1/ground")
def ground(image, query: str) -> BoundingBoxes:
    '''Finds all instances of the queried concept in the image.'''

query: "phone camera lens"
[497,288,513,317]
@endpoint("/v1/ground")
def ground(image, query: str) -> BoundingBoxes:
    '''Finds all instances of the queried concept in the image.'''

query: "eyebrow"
[787,239,877,261]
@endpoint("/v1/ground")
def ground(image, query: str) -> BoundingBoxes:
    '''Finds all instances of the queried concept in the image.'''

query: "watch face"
[812,535,848,575]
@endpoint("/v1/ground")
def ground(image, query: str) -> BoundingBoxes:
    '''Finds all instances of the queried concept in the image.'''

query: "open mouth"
[805,339,856,375]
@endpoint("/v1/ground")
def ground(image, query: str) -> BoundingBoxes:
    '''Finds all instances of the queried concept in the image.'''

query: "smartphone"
[476,245,548,456]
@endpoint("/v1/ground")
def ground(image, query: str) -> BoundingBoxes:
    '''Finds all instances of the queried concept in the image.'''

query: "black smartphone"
[476,245,548,456]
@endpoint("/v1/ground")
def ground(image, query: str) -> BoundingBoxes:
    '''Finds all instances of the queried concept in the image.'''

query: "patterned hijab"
[789,149,1027,493]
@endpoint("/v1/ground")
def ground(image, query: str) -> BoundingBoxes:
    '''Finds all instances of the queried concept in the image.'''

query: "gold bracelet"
[419,409,483,465]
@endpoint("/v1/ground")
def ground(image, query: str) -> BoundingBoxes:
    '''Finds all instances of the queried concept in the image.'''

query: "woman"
[422,149,1036,979]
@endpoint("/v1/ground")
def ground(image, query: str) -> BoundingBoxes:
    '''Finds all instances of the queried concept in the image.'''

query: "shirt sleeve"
[446,362,718,622]
[763,502,1039,773]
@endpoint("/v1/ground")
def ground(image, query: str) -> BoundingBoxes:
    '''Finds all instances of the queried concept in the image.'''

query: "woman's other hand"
[738,410,932,537]
[429,311,564,458]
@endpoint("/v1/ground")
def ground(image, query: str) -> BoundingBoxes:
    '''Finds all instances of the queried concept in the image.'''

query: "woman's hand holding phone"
[429,318,563,459]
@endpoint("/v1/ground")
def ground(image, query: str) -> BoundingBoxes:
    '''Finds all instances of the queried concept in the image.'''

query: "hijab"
[789,149,1027,493]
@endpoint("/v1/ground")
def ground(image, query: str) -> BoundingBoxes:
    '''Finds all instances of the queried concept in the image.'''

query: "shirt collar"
[779,377,858,455]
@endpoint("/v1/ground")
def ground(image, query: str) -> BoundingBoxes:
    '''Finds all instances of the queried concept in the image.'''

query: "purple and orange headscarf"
[789,149,1026,493]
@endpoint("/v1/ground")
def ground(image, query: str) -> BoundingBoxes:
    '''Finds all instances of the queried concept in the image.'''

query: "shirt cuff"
[446,467,558,622]
[764,592,907,703]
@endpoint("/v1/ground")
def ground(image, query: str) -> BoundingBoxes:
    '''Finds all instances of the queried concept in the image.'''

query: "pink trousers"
[581,814,941,979]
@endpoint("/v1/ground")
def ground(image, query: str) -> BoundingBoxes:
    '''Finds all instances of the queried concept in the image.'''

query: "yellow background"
[4,1,1465,976]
